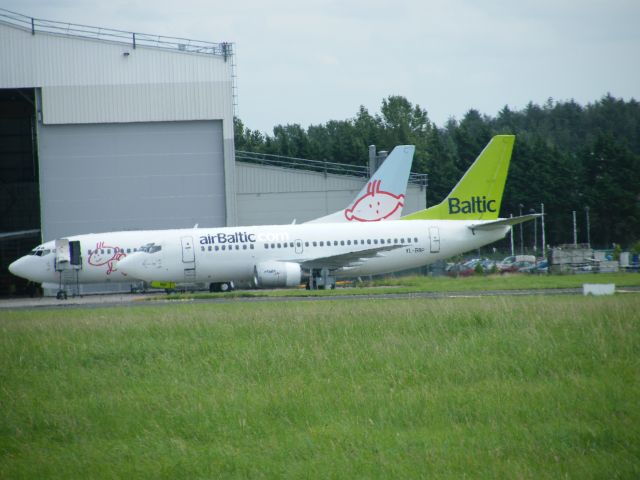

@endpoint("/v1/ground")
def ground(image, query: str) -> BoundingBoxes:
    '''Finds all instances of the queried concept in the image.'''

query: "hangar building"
[0,9,426,295]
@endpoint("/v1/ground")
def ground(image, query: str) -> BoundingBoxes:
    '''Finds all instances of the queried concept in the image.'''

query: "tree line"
[235,94,640,249]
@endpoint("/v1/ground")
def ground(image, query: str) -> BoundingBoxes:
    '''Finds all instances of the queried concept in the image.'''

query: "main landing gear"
[56,290,68,300]
[209,281,235,293]
[306,268,336,290]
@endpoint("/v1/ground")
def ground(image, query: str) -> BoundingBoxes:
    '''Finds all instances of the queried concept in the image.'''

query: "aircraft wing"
[468,214,541,232]
[290,244,405,271]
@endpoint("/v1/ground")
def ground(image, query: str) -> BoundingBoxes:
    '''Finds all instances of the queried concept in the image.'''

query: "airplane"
[109,135,537,290]
[8,145,416,297]
[99,136,535,293]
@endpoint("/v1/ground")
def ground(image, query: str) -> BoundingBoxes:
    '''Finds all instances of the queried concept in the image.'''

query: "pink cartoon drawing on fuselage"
[88,241,127,275]
[344,180,405,222]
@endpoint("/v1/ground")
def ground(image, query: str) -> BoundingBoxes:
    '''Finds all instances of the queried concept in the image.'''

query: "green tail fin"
[403,135,515,220]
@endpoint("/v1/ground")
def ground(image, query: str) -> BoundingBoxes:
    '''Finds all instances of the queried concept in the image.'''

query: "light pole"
[540,203,546,259]
[572,210,577,247]
[585,206,591,248]
[519,204,524,254]
[530,208,537,253]
[509,214,514,256]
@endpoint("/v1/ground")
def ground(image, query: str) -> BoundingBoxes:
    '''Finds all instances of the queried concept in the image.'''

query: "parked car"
[497,255,536,272]
[519,260,549,274]
[499,260,534,274]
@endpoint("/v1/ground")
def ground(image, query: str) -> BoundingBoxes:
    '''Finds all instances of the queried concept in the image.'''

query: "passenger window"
[380,239,385,244]
[235,245,239,250]
[250,244,254,250]
[243,244,247,250]
[374,239,378,244]
[400,238,405,243]
[265,244,269,249]
[305,242,309,247]
[394,239,398,244]
[127,248,131,253]
[271,243,275,249]
[407,238,412,243]
[206,246,211,251]
[367,239,371,245]
[215,246,219,251]
[313,242,317,247]
[101,249,105,254]
[333,241,338,246]
[319,241,324,247]
[414,237,419,243]
[340,240,345,246]
[222,245,226,250]
[346,240,351,245]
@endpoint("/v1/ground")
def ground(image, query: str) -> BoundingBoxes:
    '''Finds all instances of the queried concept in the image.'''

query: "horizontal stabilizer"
[468,214,541,232]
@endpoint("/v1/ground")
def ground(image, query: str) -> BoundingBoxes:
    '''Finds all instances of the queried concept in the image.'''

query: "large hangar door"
[38,121,226,241]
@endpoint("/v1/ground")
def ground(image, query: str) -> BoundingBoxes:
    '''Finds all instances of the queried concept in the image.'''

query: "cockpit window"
[139,243,162,253]
[29,249,51,257]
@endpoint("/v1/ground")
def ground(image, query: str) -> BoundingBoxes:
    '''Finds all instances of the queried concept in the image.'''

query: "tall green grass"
[1,296,639,478]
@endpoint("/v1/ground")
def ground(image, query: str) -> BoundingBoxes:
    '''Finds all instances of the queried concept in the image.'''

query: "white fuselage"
[9,220,509,286]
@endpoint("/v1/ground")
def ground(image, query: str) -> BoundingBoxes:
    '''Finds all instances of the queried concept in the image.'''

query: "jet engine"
[253,261,302,288]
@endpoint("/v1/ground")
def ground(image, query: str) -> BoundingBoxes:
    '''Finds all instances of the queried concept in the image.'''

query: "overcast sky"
[3,0,639,133]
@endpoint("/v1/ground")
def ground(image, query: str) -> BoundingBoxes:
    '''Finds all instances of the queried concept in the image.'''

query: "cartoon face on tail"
[344,180,405,222]
[88,241,127,275]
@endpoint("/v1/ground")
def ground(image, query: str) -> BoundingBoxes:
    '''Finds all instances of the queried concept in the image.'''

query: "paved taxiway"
[1,286,639,311]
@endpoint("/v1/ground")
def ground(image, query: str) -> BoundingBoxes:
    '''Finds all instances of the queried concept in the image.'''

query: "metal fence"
[236,151,428,187]
[0,8,232,58]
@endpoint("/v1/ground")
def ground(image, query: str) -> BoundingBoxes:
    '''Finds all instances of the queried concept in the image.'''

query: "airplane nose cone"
[117,252,166,281]
[9,256,32,281]
[116,254,147,280]
[115,255,136,276]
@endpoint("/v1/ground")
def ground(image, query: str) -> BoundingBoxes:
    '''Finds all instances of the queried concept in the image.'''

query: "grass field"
[1,295,639,478]
[161,271,640,300]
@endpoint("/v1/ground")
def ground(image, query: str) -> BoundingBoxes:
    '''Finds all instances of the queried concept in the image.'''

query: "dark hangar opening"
[0,88,42,296]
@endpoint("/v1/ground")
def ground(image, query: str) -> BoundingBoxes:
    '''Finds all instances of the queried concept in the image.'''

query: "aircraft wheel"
[56,290,67,300]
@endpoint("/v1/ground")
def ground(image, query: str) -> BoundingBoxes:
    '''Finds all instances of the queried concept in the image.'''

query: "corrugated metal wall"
[236,162,426,226]
[38,121,226,241]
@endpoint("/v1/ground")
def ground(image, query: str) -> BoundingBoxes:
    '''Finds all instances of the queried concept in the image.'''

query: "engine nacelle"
[254,261,302,288]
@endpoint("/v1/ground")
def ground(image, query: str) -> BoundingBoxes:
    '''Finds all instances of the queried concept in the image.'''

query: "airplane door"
[294,239,304,254]
[429,227,440,253]
[181,236,195,263]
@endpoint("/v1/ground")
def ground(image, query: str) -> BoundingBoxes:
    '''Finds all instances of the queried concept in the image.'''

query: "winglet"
[403,135,514,221]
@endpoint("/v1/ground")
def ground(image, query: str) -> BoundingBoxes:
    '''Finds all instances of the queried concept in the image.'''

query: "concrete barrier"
[583,284,616,296]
